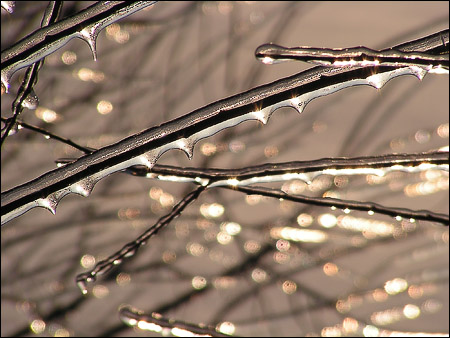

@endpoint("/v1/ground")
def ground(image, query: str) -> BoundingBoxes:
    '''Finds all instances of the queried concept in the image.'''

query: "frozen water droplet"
[79,26,99,61]
[252,108,271,124]
[289,97,305,114]
[1,67,13,93]
[70,178,97,197]
[367,73,388,89]
[21,90,39,110]
[113,259,122,265]
[77,280,88,295]
[37,195,59,214]
[177,138,194,160]
[139,152,157,169]
[255,44,290,64]
[124,248,137,258]
[368,210,375,216]
[409,66,428,81]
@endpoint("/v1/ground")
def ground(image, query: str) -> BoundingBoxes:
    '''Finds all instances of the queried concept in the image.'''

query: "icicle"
[78,26,99,61]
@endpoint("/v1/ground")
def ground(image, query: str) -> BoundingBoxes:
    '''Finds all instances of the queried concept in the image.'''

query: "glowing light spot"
[297,213,313,227]
[162,250,176,264]
[159,192,174,208]
[62,50,77,65]
[200,203,224,218]
[229,140,245,153]
[76,68,105,82]
[318,213,337,228]
[149,187,162,200]
[186,242,205,256]
[395,215,402,222]
[270,227,328,243]
[321,325,342,337]
[264,145,278,158]
[276,239,290,252]
[282,280,297,294]
[217,321,235,335]
[437,123,449,138]
[245,194,262,205]
[200,142,217,156]
[342,317,359,334]
[338,215,394,237]
[217,231,233,245]
[261,56,275,64]
[54,328,70,337]
[368,210,375,216]
[30,319,46,334]
[35,107,60,123]
[371,288,388,302]
[384,278,408,295]
[221,222,241,235]
[422,299,442,313]
[80,254,95,269]
[116,272,131,286]
[403,304,420,319]
[251,268,267,283]
[93,285,109,298]
[343,208,351,214]
[226,178,239,186]
[363,325,379,337]
[323,262,339,276]
[244,240,261,254]
[138,320,162,332]
[97,100,113,115]
[213,276,236,289]
[192,276,207,290]
[414,130,430,144]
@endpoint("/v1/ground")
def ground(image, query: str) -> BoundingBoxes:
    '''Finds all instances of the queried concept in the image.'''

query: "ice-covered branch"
[218,185,449,225]
[1,30,448,225]
[1,1,156,92]
[119,306,232,337]
[75,185,205,294]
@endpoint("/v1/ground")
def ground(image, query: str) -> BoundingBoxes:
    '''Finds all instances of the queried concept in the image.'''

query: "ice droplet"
[1,67,12,93]
[124,248,137,258]
[409,66,428,81]
[366,73,388,89]
[79,26,99,61]
[77,280,88,295]
[252,108,271,124]
[138,151,157,169]
[21,90,39,110]
[177,138,195,160]
[37,196,58,214]
[69,178,97,197]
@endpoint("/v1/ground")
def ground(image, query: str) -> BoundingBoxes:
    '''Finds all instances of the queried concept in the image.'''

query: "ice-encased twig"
[119,306,232,337]
[1,30,448,225]
[219,185,449,225]
[1,1,156,92]
[75,185,205,294]
[1,1,63,147]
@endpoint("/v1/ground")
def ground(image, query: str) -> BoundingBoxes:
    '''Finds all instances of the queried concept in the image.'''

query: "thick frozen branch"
[1,1,156,92]
[1,30,448,225]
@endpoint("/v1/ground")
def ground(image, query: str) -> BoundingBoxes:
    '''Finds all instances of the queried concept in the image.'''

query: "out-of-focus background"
[1,2,448,336]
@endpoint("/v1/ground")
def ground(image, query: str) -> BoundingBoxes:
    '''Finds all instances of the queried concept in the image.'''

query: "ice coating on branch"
[1,64,443,225]
[1,2,156,92]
